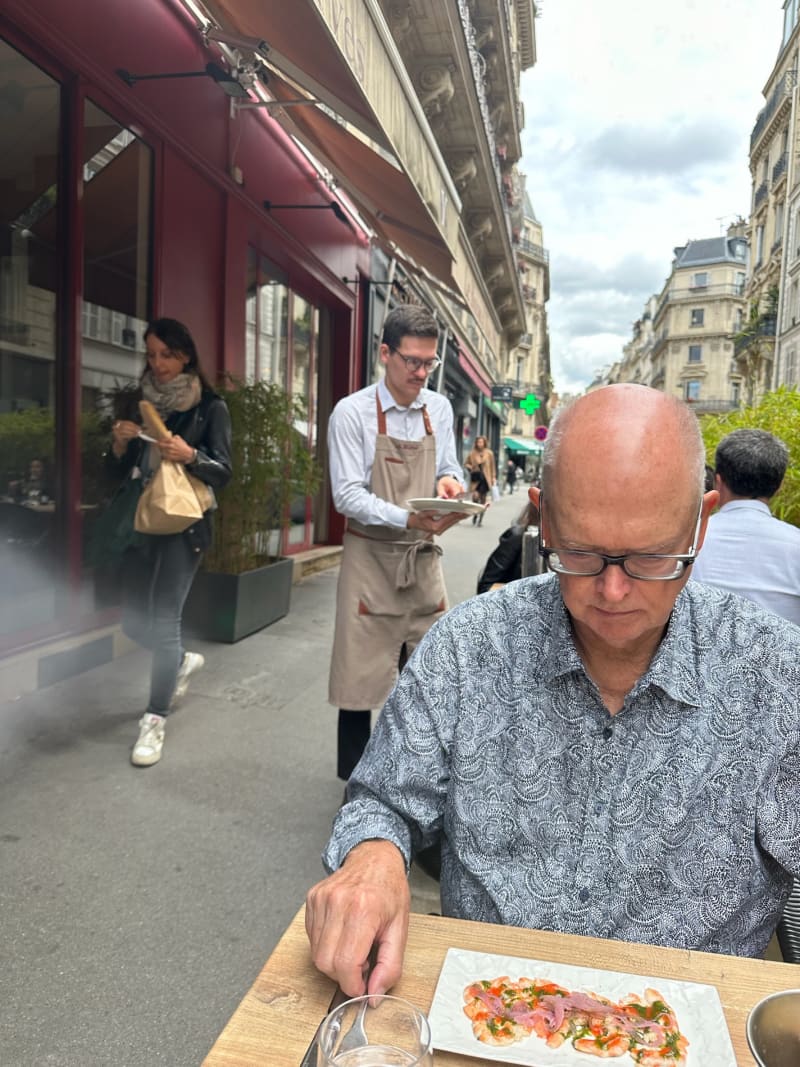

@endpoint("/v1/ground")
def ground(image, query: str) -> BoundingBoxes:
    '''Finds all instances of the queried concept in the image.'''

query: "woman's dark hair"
[143,318,213,391]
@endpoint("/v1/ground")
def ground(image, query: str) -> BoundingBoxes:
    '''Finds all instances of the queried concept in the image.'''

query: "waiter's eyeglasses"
[538,495,704,581]
[389,349,441,374]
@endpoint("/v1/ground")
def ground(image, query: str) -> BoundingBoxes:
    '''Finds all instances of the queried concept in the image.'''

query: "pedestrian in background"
[108,318,232,767]
[504,458,517,494]
[326,305,466,783]
[464,435,496,526]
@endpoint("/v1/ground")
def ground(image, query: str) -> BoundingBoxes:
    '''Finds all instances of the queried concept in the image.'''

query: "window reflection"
[245,248,319,546]
[79,100,152,605]
[0,39,60,635]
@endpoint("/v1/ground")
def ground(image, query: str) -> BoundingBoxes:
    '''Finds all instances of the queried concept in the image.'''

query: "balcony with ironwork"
[754,181,769,209]
[518,238,549,263]
[773,151,788,184]
[733,315,777,358]
[685,398,740,414]
[750,70,797,152]
[667,283,747,302]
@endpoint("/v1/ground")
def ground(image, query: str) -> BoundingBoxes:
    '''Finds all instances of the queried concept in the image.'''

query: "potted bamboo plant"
[185,376,321,643]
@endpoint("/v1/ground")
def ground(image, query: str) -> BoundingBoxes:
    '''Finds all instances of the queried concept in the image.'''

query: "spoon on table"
[746,989,800,1067]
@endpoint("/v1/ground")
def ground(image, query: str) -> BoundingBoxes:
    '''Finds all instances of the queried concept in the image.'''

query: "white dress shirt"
[692,498,800,626]
[328,378,463,529]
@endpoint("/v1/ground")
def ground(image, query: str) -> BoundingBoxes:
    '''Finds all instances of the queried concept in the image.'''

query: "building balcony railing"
[754,181,769,209]
[0,316,30,344]
[733,315,777,358]
[668,282,747,301]
[517,332,533,348]
[456,0,514,247]
[750,69,797,151]
[773,151,788,184]
[518,238,550,263]
[685,398,740,413]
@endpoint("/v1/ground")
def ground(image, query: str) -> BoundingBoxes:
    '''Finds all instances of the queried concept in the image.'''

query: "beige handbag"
[134,399,213,535]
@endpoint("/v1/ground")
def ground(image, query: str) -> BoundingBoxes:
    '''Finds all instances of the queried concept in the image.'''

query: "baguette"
[139,399,170,440]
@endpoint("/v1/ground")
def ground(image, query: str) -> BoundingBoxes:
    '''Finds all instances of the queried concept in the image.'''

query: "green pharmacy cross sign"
[519,393,541,415]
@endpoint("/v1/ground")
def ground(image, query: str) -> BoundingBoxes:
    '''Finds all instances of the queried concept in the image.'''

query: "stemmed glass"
[316,994,433,1066]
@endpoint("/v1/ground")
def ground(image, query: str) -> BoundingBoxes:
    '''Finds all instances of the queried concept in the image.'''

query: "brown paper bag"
[135,460,209,534]
[134,400,213,533]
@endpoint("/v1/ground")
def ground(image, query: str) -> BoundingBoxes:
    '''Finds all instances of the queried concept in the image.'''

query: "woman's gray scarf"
[141,371,202,417]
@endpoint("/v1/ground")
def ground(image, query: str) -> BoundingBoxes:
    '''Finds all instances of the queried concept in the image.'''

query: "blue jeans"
[121,537,201,715]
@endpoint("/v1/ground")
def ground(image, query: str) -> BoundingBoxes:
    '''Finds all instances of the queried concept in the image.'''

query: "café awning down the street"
[200,0,462,286]
[504,435,544,454]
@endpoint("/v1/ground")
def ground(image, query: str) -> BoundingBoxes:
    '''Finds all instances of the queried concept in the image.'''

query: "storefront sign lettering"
[313,0,366,83]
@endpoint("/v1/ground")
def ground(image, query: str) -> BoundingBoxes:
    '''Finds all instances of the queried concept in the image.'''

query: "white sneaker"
[131,713,166,767]
[173,651,205,705]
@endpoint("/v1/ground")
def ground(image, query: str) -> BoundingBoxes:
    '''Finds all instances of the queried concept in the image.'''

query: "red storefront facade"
[0,0,368,662]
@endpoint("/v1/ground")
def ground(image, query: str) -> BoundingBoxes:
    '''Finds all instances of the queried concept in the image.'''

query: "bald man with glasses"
[307,383,800,1000]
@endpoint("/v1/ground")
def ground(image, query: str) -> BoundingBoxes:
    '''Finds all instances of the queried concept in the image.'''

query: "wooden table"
[204,906,800,1066]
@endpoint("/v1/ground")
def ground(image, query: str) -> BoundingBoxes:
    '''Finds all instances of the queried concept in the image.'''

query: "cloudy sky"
[519,0,786,395]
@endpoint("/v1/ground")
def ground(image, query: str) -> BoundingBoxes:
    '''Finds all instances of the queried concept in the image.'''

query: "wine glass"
[316,994,433,1067]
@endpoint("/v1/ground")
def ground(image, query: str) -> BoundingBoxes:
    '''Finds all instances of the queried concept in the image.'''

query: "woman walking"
[464,435,496,526]
[108,318,232,766]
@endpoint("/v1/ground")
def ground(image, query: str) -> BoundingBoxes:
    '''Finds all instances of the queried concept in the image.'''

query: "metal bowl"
[746,989,800,1067]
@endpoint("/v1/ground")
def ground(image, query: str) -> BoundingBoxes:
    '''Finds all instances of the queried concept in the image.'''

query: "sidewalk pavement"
[0,486,529,1066]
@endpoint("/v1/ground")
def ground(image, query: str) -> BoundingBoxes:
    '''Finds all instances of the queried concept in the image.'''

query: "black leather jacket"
[109,389,232,554]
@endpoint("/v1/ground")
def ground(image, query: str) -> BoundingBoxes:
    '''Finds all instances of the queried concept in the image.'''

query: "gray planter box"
[184,557,293,643]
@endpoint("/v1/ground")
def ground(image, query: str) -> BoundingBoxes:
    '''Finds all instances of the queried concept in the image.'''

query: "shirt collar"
[377,377,425,413]
[718,499,772,516]
[539,580,703,707]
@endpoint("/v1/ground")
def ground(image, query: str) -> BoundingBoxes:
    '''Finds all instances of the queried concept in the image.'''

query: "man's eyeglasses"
[538,496,703,581]
[389,349,441,374]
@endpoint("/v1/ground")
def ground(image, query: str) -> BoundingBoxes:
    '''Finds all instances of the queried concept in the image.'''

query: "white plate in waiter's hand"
[407,497,486,515]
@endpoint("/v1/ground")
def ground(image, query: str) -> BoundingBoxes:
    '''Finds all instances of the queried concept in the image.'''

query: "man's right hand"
[305,839,410,998]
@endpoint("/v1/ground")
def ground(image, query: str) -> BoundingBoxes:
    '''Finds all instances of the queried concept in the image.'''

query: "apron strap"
[396,538,443,590]
[375,392,434,436]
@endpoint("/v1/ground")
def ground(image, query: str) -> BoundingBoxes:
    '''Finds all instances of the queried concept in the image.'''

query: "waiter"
[328,305,467,781]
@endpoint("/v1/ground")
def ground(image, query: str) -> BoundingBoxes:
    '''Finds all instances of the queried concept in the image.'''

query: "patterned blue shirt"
[324,576,800,958]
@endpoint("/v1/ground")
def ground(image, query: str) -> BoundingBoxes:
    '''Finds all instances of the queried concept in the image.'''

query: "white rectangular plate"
[428,947,736,1066]
[406,497,486,515]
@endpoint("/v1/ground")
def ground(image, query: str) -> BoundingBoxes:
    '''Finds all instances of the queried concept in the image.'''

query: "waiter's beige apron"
[329,395,449,709]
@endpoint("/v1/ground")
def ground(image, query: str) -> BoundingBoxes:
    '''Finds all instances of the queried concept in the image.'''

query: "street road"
[0,485,531,1066]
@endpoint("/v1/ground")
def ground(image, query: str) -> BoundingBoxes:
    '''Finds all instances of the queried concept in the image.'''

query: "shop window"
[79,100,153,610]
[245,247,320,549]
[0,39,61,636]
[246,248,288,386]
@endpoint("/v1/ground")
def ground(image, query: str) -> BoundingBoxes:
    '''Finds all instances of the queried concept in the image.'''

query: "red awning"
[268,74,455,286]
[203,0,460,287]
[458,350,491,398]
